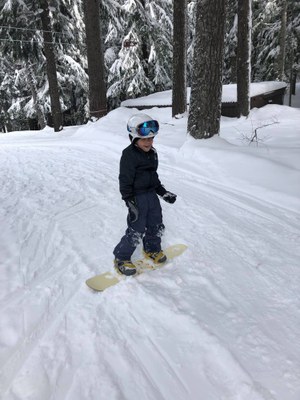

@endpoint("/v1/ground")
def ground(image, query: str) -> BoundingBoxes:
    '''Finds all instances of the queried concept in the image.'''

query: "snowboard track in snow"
[1,127,299,400]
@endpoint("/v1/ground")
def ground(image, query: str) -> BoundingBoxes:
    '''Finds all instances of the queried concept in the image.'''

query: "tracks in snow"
[1,141,299,399]
[0,143,119,396]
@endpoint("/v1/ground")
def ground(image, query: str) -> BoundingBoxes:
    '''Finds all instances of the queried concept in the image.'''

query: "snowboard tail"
[85,244,187,292]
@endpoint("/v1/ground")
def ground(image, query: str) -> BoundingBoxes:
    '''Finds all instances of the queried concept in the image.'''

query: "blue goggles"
[135,120,159,136]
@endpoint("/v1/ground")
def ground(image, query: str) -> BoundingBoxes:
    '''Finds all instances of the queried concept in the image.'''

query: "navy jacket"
[119,144,166,200]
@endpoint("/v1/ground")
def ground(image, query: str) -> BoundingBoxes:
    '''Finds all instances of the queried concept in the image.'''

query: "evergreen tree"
[107,0,173,107]
[147,0,173,90]
[26,61,47,129]
[39,0,63,132]
[1,0,299,131]
[251,0,299,82]
[286,0,300,82]
[0,0,45,130]
[187,0,196,86]
[0,0,87,131]
[0,59,20,132]
[101,0,125,71]
[223,0,237,83]
[37,0,88,126]
[51,0,88,125]
[277,0,287,80]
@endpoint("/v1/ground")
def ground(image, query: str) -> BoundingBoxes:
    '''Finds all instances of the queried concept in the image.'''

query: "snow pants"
[113,191,165,261]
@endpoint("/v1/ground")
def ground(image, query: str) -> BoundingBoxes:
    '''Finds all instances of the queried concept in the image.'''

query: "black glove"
[125,197,139,222]
[162,191,177,204]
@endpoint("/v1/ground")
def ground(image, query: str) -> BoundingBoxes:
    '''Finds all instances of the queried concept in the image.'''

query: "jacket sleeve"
[153,150,167,196]
[119,150,136,200]
[155,184,167,197]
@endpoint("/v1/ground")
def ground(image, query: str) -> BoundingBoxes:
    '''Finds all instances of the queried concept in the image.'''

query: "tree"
[0,0,46,131]
[83,0,107,119]
[188,0,227,139]
[39,0,63,132]
[186,1,196,86]
[0,0,88,131]
[277,0,287,80]
[148,0,173,91]
[107,0,152,107]
[257,0,299,82]
[51,0,88,126]
[1,0,298,131]
[172,0,187,117]
[26,62,46,129]
[287,0,300,100]
[107,0,173,107]
[0,59,16,132]
[237,0,251,116]
[223,0,237,83]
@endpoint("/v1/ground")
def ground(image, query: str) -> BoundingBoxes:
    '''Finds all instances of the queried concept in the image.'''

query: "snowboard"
[86,244,187,292]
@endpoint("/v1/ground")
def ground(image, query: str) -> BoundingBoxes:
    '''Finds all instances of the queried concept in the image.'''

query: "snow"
[0,87,300,400]
[121,81,288,106]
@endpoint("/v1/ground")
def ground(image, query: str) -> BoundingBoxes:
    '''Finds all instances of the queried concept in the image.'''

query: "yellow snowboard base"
[86,244,187,292]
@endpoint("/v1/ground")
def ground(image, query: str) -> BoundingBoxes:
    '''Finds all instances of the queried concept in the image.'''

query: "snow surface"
[0,90,300,400]
[121,81,288,106]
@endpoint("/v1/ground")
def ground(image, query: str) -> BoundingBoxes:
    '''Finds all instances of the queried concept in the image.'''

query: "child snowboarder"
[113,113,177,276]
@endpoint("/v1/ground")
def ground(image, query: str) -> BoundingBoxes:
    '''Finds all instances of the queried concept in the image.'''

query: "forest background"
[0,0,299,133]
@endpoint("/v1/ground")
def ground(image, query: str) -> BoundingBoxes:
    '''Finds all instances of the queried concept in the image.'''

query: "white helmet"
[127,113,159,140]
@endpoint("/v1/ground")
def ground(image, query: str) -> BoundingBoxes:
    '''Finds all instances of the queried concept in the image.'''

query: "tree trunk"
[277,0,287,81]
[187,0,227,139]
[237,0,251,117]
[140,0,150,79]
[172,0,187,118]
[39,0,63,132]
[84,0,107,120]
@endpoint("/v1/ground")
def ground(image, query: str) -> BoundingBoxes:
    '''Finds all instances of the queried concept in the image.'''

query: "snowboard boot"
[114,259,137,276]
[143,250,167,265]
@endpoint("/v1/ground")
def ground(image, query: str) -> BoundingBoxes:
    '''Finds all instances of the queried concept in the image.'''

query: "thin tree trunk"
[277,0,287,80]
[39,0,63,132]
[140,0,150,79]
[237,0,251,117]
[188,0,227,139]
[84,0,107,119]
[172,0,187,117]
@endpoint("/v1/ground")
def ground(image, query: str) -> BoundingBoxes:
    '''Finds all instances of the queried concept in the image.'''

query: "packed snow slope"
[0,102,300,400]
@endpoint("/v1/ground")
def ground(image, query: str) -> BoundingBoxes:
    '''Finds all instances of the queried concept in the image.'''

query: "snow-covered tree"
[101,1,125,70]
[0,59,23,132]
[0,0,88,131]
[277,0,287,80]
[1,0,299,132]
[0,0,45,130]
[107,0,173,107]
[286,1,300,81]
[187,0,196,85]
[251,0,299,82]
[39,0,63,132]
[223,0,237,83]
[50,0,88,125]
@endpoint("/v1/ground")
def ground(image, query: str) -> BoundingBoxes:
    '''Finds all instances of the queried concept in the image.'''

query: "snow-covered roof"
[121,81,287,107]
